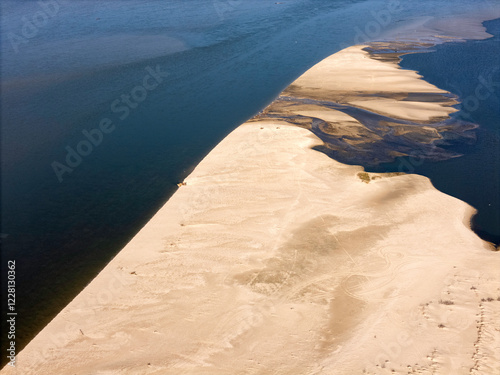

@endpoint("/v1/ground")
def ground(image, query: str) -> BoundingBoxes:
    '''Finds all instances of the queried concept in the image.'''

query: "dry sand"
[254,44,475,166]
[4,15,500,375]
[274,44,459,121]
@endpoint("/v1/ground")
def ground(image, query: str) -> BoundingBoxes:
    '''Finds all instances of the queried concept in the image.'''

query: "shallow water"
[369,18,500,244]
[1,0,498,361]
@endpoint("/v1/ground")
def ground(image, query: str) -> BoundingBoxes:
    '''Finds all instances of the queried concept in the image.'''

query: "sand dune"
[6,121,498,374]
[3,16,500,375]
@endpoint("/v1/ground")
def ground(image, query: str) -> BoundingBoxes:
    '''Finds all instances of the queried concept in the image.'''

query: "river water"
[1,0,498,361]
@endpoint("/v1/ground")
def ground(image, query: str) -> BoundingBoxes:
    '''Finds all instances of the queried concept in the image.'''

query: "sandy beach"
[253,43,474,167]
[3,14,500,375]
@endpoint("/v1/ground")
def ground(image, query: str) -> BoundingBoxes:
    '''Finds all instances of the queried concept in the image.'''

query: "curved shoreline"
[4,13,500,375]
[252,43,475,167]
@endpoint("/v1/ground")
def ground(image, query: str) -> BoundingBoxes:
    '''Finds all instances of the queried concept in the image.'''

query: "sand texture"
[3,15,500,375]
[6,121,499,374]
[254,45,476,166]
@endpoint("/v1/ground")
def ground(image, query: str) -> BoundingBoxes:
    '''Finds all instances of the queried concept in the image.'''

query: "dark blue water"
[371,18,500,245]
[1,0,498,363]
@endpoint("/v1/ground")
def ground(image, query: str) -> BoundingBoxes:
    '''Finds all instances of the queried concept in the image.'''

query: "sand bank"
[4,16,500,375]
[378,8,500,44]
[254,44,475,166]
[6,124,499,374]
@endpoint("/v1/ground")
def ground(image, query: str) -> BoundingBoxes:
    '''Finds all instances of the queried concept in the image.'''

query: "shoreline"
[3,14,500,375]
[252,43,472,167]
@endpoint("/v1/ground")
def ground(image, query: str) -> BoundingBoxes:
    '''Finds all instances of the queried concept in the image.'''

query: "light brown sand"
[281,44,458,122]
[6,121,499,374]
[3,13,500,375]
[254,44,472,166]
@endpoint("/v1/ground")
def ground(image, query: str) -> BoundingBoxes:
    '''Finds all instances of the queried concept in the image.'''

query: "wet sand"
[254,44,477,166]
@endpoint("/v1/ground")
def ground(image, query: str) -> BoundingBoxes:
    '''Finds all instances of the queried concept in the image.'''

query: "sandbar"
[3,12,500,375]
